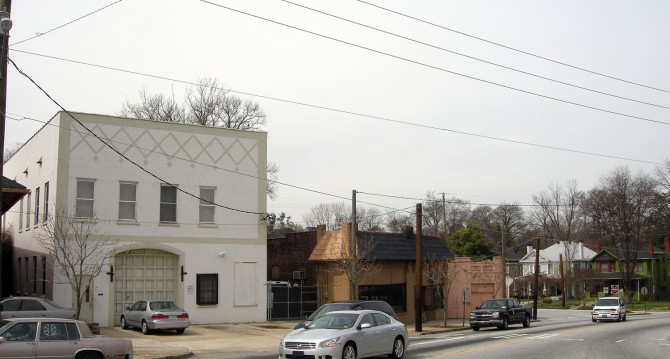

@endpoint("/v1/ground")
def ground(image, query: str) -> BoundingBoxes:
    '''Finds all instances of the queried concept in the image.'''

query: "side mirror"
[125,306,131,311]
[359,323,372,329]
[475,306,480,310]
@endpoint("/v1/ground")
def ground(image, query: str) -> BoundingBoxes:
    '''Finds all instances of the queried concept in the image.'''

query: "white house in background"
[519,241,597,297]
[3,111,268,327]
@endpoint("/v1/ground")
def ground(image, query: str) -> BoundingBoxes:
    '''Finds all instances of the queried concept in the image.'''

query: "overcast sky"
[6,1,669,226]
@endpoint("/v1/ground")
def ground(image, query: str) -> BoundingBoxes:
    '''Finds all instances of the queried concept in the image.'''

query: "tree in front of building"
[448,223,494,259]
[325,234,380,300]
[582,167,658,303]
[34,209,116,319]
[423,254,466,327]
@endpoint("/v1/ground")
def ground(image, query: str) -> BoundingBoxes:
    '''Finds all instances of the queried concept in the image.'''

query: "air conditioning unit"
[293,271,306,280]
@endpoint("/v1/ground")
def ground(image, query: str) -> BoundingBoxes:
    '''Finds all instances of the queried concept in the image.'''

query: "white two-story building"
[3,111,268,326]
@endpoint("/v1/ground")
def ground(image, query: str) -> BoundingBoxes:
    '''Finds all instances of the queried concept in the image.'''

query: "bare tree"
[121,78,276,198]
[34,209,116,319]
[582,167,658,303]
[324,234,381,299]
[423,255,466,326]
[3,142,23,164]
[385,210,414,233]
[493,203,527,247]
[655,158,670,193]
[422,192,443,236]
[356,207,385,231]
[531,180,586,244]
[444,197,471,236]
[303,202,349,231]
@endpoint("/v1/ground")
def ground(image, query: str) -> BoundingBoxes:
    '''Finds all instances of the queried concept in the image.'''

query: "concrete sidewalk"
[100,320,471,359]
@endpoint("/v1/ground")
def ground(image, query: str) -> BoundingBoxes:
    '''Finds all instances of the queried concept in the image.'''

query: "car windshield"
[149,301,179,311]
[306,303,352,320]
[480,300,505,309]
[595,298,620,306]
[0,320,10,331]
[308,314,358,330]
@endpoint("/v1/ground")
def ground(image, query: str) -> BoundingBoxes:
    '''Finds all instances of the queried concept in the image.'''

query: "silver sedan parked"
[0,297,77,320]
[0,317,133,359]
[120,300,190,335]
[279,310,408,359]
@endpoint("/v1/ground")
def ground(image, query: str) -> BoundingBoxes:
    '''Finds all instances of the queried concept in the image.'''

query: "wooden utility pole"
[350,189,357,300]
[415,203,422,332]
[0,0,12,298]
[532,237,540,320]
[559,254,565,308]
[501,227,506,298]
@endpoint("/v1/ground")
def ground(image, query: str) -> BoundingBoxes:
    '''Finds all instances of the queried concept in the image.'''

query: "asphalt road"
[211,310,670,359]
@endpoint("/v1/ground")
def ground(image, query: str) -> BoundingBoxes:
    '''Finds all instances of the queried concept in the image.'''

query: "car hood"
[472,309,501,314]
[285,328,345,341]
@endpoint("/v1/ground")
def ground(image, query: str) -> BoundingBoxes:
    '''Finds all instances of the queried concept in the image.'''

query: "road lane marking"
[615,338,626,343]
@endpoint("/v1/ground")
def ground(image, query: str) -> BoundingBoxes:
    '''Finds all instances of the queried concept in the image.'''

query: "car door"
[372,313,395,355]
[36,321,75,359]
[0,299,22,319]
[0,321,38,359]
[19,299,49,318]
[357,313,382,356]
[126,301,144,326]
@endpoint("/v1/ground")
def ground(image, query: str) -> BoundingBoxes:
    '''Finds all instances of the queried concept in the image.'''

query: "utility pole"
[351,189,357,300]
[0,0,12,298]
[501,226,506,298]
[532,236,540,320]
[414,203,422,332]
[441,192,447,234]
[559,254,565,308]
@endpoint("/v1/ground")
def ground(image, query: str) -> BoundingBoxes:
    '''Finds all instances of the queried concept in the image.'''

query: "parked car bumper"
[146,319,190,330]
[279,344,342,359]
[591,313,621,321]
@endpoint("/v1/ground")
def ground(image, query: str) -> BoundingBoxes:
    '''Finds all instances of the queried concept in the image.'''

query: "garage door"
[113,249,178,325]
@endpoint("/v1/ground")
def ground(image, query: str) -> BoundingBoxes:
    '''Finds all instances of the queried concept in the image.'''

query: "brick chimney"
[404,226,413,239]
[316,225,326,242]
[648,240,654,256]
[665,234,670,253]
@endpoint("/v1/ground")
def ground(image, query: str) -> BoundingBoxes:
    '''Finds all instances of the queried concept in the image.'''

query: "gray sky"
[6,0,669,226]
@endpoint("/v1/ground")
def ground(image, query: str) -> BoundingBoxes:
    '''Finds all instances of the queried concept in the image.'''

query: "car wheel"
[498,317,508,330]
[389,337,405,359]
[176,328,185,334]
[616,314,622,322]
[342,343,356,359]
[75,351,101,359]
[141,321,151,335]
[622,312,627,321]
[471,326,480,331]
[592,318,597,323]
[120,316,128,330]
[522,315,530,328]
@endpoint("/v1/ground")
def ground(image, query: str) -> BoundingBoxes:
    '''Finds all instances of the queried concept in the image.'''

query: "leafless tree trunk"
[531,180,586,243]
[34,209,116,319]
[423,256,466,327]
[324,235,380,300]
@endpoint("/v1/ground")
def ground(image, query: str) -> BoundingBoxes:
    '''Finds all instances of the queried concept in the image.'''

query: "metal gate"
[269,285,318,320]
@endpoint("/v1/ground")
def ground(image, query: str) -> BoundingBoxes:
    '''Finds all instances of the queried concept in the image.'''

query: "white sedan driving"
[279,310,408,359]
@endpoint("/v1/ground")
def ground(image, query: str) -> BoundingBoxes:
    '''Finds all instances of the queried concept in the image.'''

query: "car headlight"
[469,312,475,318]
[319,337,340,348]
[279,337,284,346]
[492,312,499,319]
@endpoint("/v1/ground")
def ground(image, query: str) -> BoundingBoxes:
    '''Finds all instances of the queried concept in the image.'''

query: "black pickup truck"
[469,298,532,331]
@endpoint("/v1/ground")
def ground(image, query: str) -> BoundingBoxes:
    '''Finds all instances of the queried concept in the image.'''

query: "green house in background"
[588,235,669,301]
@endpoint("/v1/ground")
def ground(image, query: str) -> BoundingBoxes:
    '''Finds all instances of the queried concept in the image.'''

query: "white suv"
[592,297,626,322]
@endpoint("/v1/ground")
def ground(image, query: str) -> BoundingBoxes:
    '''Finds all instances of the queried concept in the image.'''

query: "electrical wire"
[10,0,125,47]
[196,0,670,127]
[9,49,662,166]
[357,0,670,94]
[283,0,670,111]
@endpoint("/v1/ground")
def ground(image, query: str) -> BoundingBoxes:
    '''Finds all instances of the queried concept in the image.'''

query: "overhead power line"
[11,0,124,46]
[195,0,670,127]
[9,49,662,166]
[357,0,670,94]
[283,0,670,111]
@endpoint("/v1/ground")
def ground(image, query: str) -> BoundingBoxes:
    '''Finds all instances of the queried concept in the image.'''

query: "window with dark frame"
[34,187,40,226]
[358,283,406,313]
[43,182,49,222]
[196,273,218,305]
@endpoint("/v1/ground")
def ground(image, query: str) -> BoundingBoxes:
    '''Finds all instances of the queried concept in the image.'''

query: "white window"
[19,198,23,230]
[43,182,49,223]
[119,182,137,221]
[160,184,177,223]
[76,179,95,218]
[26,192,31,229]
[34,187,40,226]
[199,187,215,224]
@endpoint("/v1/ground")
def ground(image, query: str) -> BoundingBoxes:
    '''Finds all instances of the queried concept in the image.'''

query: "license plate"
[169,315,176,319]
[292,351,304,357]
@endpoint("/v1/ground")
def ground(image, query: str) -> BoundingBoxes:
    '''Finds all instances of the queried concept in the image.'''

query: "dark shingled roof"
[267,227,298,240]
[2,176,29,215]
[358,231,452,261]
